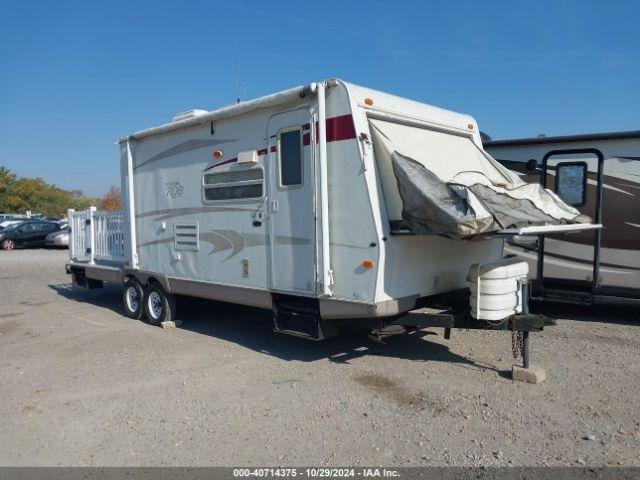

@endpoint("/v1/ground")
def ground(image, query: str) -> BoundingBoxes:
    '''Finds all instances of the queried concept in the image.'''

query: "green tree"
[0,166,101,217]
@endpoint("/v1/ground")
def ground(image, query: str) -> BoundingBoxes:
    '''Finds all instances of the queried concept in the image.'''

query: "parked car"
[0,219,24,230]
[0,221,62,250]
[45,227,70,248]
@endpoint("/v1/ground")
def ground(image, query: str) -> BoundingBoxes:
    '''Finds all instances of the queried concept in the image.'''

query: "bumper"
[46,237,69,247]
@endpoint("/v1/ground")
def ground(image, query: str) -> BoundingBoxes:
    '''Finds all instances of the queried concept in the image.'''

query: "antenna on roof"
[235,40,241,104]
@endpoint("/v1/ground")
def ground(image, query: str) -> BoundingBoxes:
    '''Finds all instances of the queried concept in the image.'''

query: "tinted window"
[204,184,262,201]
[203,167,264,202]
[279,129,302,186]
[20,223,37,232]
[556,162,587,207]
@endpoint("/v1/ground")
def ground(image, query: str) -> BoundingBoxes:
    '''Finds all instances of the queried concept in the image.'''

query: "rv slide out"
[66,79,596,365]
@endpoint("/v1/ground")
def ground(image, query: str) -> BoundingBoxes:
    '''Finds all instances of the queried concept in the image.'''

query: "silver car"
[46,227,69,248]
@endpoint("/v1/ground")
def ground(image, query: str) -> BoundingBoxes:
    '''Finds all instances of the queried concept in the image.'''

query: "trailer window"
[279,128,302,187]
[555,162,587,207]
[203,167,263,202]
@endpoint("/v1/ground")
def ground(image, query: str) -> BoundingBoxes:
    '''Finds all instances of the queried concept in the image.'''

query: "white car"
[0,220,24,230]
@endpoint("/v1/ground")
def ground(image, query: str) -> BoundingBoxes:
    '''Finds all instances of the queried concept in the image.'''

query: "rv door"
[535,149,605,294]
[267,109,316,293]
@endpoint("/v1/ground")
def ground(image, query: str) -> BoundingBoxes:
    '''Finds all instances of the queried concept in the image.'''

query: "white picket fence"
[68,207,125,264]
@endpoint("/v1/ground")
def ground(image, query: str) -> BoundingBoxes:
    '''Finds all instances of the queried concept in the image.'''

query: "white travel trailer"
[67,79,595,349]
[485,131,640,304]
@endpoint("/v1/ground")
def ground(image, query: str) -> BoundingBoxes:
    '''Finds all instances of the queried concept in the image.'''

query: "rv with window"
[485,131,640,304]
[66,79,596,344]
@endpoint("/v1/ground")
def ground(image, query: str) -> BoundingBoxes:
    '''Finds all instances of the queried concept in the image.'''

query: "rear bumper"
[46,237,68,246]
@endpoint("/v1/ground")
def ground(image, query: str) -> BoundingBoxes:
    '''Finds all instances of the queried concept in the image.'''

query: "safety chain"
[508,315,523,359]
[511,331,524,359]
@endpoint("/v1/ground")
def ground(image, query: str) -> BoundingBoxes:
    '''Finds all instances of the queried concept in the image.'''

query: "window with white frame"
[203,167,264,201]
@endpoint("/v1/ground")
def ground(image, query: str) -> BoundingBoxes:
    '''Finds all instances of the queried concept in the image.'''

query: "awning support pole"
[317,81,332,295]
[125,139,138,269]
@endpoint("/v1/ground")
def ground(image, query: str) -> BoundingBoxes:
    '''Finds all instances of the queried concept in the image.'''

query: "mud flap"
[71,269,103,290]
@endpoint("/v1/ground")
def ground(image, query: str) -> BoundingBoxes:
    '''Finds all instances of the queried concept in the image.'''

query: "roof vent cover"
[172,109,208,122]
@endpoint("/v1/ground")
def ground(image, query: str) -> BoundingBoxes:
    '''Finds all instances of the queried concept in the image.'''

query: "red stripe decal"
[314,114,357,143]
[203,115,355,170]
[326,114,356,142]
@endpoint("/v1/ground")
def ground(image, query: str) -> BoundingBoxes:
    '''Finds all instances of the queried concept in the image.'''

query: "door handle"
[271,200,279,213]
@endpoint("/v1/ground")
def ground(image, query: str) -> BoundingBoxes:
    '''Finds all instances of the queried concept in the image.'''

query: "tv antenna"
[235,40,241,104]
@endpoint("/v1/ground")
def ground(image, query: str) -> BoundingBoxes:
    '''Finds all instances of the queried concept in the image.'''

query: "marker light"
[364,98,374,106]
[213,150,223,158]
[467,123,474,130]
[362,260,375,269]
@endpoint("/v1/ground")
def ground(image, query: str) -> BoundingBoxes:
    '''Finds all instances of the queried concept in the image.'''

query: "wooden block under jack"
[161,319,183,329]
[512,365,546,384]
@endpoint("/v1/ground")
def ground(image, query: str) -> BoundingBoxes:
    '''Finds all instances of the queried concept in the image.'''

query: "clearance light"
[364,98,374,106]
[362,260,375,269]
[213,150,223,158]
[467,123,474,130]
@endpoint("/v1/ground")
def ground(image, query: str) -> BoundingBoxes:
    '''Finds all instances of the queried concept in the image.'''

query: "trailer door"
[537,148,605,295]
[267,109,316,293]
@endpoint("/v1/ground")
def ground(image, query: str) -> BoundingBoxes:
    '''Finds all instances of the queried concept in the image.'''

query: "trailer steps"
[272,294,337,341]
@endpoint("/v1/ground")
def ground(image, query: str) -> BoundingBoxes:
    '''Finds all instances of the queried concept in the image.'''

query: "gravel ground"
[0,249,639,467]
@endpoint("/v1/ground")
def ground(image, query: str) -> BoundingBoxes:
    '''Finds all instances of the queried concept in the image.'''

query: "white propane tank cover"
[468,258,529,321]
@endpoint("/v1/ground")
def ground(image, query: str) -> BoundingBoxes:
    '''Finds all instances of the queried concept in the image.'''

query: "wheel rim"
[147,291,163,319]
[125,286,139,312]
[3,240,14,250]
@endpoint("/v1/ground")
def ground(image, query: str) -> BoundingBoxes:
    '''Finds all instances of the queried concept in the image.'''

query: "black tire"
[122,278,145,320]
[143,283,176,325]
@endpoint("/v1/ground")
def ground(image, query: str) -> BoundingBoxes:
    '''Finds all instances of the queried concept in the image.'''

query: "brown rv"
[485,130,640,304]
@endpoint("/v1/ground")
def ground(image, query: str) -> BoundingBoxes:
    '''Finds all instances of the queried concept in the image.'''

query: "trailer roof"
[485,129,640,147]
[118,83,313,143]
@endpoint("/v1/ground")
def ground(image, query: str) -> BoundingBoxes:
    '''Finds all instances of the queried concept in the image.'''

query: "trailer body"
[67,79,594,338]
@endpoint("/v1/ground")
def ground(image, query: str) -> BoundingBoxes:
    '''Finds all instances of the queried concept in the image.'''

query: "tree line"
[0,167,121,217]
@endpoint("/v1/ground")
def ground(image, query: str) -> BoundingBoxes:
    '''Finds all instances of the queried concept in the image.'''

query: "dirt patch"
[355,374,444,412]
[19,301,50,307]
[0,320,20,335]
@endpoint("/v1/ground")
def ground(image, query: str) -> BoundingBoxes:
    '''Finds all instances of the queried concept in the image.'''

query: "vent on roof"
[172,109,208,122]
[174,222,199,252]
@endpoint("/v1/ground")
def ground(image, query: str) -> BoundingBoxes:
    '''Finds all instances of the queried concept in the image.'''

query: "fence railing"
[68,207,125,264]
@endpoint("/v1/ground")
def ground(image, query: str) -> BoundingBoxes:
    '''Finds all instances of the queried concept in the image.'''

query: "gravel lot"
[0,249,639,467]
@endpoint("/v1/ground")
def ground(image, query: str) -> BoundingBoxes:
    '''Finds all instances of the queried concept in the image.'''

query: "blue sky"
[1,0,639,196]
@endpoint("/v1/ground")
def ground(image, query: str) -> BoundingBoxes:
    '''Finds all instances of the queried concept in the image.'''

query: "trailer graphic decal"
[135,138,236,170]
[202,114,357,172]
[136,205,253,220]
[138,229,309,261]
[164,181,184,199]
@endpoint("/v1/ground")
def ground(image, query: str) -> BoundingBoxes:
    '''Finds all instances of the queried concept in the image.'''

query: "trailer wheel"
[122,278,145,320]
[144,283,176,325]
